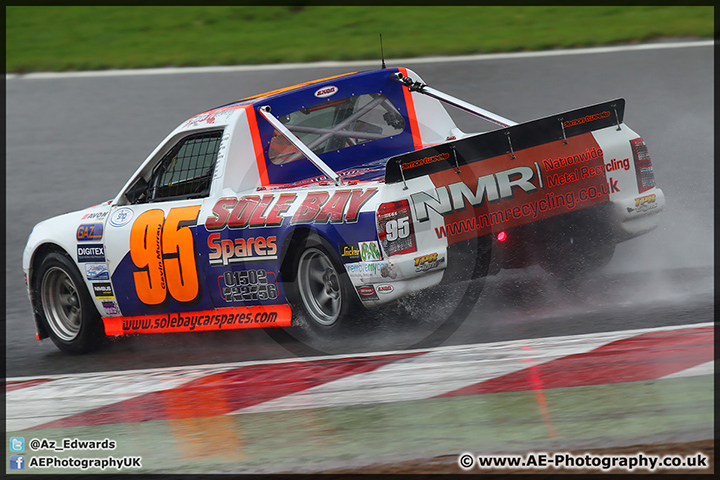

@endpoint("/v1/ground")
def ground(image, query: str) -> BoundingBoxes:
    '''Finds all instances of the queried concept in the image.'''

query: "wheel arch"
[277,226,361,305]
[278,227,321,286]
[277,225,363,331]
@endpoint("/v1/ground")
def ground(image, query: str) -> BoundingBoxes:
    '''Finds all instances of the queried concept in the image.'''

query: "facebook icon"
[9,455,25,470]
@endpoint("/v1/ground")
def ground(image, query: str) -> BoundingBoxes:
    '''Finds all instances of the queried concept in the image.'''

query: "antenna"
[380,34,386,69]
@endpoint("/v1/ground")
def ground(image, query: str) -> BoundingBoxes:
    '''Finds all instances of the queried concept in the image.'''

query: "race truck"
[23,66,665,353]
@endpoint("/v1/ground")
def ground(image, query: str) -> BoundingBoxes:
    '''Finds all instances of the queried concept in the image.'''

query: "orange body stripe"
[238,72,357,102]
[244,105,271,186]
[102,305,292,335]
[397,67,422,150]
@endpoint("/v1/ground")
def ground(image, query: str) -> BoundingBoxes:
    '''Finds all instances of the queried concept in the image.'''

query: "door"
[102,130,224,318]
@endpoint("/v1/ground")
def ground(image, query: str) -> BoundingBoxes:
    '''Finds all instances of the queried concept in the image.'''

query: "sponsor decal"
[340,243,361,263]
[205,194,294,230]
[110,207,135,227]
[290,188,378,225]
[377,284,394,294]
[563,111,611,128]
[345,261,395,279]
[627,193,657,214]
[356,285,378,300]
[635,193,656,207]
[414,253,445,273]
[411,165,541,222]
[101,301,119,315]
[541,147,603,172]
[76,223,103,242]
[183,105,242,127]
[279,167,377,189]
[414,134,611,246]
[605,157,630,172]
[77,244,105,263]
[92,282,114,300]
[359,241,382,262]
[402,152,449,170]
[220,269,279,303]
[206,188,378,230]
[434,185,613,241]
[81,211,108,220]
[101,305,293,335]
[314,86,338,98]
[208,233,277,266]
[544,159,629,188]
[84,263,109,281]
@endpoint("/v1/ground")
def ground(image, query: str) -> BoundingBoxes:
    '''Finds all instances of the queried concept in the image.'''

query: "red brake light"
[377,200,417,256]
[630,137,655,193]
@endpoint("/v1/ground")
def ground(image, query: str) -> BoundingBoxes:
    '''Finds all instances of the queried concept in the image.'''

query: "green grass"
[6,6,714,73]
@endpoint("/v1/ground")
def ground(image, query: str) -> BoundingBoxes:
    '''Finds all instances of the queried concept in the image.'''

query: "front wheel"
[34,252,104,354]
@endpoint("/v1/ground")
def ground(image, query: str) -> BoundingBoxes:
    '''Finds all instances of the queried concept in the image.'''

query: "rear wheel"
[34,252,104,354]
[288,234,359,335]
[297,247,344,326]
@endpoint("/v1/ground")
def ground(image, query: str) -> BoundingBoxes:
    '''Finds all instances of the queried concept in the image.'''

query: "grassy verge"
[6,6,713,73]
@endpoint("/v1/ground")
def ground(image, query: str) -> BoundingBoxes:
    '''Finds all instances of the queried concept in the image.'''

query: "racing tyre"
[34,252,104,354]
[289,234,360,335]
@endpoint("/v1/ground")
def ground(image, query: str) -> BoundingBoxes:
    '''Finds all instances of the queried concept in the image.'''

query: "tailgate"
[385,99,625,245]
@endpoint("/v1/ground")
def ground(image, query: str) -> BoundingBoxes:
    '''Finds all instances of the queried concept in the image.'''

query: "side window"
[268,93,405,165]
[127,130,223,204]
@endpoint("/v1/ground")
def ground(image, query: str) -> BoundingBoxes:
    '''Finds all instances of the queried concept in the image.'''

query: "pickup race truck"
[23,66,665,353]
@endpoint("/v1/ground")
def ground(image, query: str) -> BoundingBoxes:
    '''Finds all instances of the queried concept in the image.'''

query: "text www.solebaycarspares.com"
[458,451,709,471]
[122,311,279,331]
[435,183,610,239]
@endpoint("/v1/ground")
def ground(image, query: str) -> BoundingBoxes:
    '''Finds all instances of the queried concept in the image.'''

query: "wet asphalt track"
[5,41,713,377]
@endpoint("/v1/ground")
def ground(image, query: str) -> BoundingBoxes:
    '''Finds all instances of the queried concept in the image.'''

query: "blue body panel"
[239,68,416,185]
[110,211,381,317]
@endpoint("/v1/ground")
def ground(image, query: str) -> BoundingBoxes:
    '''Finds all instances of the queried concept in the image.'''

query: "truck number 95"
[130,206,201,305]
[384,217,411,242]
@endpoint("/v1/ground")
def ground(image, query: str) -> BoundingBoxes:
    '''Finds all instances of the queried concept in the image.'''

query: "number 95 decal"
[130,206,201,305]
[385,217,411,241]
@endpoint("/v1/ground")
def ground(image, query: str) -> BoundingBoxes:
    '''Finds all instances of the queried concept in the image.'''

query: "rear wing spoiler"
[385,80,625,185]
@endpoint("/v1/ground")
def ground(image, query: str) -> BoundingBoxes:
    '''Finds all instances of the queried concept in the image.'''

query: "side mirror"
[125,176,149,204]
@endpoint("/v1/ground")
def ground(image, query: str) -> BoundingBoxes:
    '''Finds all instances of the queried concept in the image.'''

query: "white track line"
[6,40,712,80]
[661,361,714,379]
